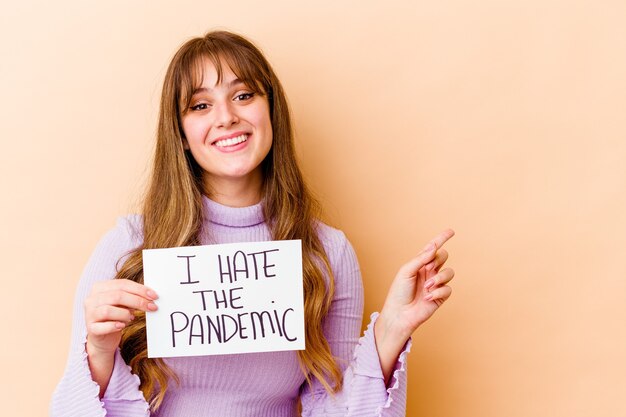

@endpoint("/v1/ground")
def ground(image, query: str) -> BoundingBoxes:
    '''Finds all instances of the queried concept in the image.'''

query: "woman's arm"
[50,217,151,417]
[375,229,455,383]
[300,228,411,417]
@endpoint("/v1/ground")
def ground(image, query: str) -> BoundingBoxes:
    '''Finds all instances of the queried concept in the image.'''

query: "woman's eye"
[190,103,209,111]
[234,92,254,101]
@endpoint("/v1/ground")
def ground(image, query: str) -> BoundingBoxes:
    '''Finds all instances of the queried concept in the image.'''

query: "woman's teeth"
[214,134,248,147]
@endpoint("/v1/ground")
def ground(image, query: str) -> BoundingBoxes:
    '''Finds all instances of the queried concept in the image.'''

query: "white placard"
[143,240,305,358]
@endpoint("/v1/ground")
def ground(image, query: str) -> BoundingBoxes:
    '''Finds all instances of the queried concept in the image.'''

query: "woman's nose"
[214,101,239,127]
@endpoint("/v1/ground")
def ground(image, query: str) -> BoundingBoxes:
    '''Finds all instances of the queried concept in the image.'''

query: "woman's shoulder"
[315,221,362,297]
[73,214,144,293]
[314,221,358,266]
[89,214,144,261]
[112,213,144,243]
[315,220,348,249]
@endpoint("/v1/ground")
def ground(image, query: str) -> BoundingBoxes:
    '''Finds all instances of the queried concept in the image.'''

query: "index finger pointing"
[424,228,455,251]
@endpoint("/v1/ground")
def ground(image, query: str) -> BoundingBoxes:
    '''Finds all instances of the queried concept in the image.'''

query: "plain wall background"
[1,1,624,416]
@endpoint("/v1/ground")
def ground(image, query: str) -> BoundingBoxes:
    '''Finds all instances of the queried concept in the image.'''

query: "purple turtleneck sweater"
[51,197,411,417]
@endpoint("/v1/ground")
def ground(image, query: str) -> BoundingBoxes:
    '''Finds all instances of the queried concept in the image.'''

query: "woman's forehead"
[190,54,261,89]
[192,57,239,88]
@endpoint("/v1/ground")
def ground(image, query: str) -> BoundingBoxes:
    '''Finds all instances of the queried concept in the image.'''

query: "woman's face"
[181,59,273,193]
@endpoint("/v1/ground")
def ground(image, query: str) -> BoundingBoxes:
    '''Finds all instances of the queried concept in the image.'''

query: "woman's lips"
[213,133,248,148]
[212,133,249,152]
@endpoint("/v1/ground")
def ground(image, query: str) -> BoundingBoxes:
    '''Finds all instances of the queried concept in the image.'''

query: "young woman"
[51,30,455,417]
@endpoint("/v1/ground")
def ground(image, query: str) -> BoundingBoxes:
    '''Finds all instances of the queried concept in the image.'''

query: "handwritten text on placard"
[143,240,304,358]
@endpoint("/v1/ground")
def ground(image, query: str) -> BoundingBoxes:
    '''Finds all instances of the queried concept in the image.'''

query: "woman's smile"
[212,132,249,149]
[210,132,252,155]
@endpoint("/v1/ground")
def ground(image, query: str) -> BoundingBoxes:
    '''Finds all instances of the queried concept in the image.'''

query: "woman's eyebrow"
[192,78,245,95]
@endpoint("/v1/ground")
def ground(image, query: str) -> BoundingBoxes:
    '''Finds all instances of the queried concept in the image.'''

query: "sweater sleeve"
[299,230,411,417]
[50,216,151,417]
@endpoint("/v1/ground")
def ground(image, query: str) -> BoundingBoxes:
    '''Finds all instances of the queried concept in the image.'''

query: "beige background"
[1,1,625,416]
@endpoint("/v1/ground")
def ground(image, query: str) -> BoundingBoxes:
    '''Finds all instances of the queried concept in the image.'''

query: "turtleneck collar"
[201,195,265,228]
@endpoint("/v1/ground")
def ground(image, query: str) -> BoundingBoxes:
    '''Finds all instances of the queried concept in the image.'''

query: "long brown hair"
[115,30,341,410]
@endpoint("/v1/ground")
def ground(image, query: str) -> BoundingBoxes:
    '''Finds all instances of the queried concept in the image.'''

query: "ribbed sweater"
[50,196,411,417]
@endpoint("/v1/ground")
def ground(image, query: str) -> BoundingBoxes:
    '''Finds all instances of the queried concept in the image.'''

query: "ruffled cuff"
[78,337,108,417]
[349,312,412,417]
[377,326,411,415]
[101,349,150,416]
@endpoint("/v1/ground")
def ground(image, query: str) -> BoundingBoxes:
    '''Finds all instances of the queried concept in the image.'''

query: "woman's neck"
[202,170,263,208]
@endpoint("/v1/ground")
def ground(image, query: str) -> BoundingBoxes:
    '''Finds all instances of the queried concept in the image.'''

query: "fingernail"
[147,302,158,311]
[115,322,126,329]
[424,293,433,301]
[425,279,435,289]
[147,290,158,300]
[426,243,436,251]
[129,314,135,321]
